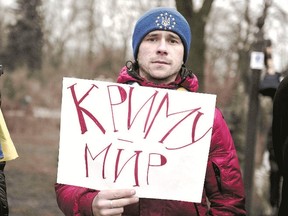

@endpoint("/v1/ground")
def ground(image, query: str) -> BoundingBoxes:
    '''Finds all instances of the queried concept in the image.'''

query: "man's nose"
[156,39,168,55]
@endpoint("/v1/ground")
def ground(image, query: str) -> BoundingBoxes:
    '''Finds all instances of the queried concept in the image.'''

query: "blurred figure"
[266,127,281,214]
[0,161,8,215]
[0,65,8,216]
[0,65,19,215]
[272,75,288,215]
[259,39,282,214]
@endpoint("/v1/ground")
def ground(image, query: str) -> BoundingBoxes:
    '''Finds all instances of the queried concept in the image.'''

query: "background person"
[272,75,288,215]
[0,65,19,216]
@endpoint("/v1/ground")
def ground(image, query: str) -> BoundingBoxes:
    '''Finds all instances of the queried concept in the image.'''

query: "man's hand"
[92,189,139,216]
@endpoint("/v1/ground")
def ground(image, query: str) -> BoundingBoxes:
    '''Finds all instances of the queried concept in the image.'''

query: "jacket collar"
[116,66,199,92]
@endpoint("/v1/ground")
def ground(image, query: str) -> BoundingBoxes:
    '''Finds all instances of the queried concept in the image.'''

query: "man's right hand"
[92,189,139,216]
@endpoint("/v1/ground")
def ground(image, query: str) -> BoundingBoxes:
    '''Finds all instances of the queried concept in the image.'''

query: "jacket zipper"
[212,162,222,193]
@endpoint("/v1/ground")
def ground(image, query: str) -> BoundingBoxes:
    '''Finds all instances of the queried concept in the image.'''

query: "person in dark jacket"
[272,75,288,215]
[0,66,7,216]
[55,7,246,216]
[0,161,8,216]
[0,65,19,215]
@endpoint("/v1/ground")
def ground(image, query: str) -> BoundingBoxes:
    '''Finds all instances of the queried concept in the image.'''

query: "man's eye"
[146,37,156,42]
[169,39,179,44]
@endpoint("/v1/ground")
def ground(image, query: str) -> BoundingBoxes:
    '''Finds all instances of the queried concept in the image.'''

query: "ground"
[4,111,63,216]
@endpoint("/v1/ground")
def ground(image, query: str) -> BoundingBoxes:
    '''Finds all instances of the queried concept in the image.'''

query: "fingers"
[97,189,137,200]
[99,200,124,216]
[107,194,139,208]
[100,189,139,209]
[92,189,139,216]
[110,200,113,209]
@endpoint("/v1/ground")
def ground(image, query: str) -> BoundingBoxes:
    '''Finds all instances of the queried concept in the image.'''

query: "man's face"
[137,30,184,84]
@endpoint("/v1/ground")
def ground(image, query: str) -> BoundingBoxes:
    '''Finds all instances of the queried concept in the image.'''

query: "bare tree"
[86,0,96,64]
[175,0,214,91]
[43,0,88,69]
[6,0,43,76]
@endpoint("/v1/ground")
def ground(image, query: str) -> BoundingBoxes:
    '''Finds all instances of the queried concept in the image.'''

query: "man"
[55,7,246,215]
[272,75,288,215]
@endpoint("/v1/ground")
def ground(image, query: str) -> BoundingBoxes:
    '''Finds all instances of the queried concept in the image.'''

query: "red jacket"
[55,67,246,215]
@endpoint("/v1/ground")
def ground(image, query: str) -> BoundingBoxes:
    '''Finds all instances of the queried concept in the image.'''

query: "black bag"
[259,73,281,98]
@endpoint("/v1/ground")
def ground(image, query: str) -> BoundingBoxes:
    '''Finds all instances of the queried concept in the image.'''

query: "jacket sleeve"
[55,183,99,216]
[204,108,246,215]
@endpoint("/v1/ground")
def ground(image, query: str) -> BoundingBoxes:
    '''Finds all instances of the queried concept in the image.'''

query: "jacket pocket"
[212,162,222,193]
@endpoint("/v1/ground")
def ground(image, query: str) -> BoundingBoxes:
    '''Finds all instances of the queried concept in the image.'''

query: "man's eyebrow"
[144,32,181,40]
[145,32,158,37]
[168,32,181,39]
[169,34,180,39]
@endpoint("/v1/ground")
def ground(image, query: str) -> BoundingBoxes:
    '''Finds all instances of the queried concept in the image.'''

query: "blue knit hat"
[132,7,191,63]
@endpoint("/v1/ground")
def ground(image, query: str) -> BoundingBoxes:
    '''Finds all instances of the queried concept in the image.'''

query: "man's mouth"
[152,60,169,65]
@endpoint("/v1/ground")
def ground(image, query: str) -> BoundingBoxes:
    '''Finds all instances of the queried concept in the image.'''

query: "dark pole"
[244,17,265,215]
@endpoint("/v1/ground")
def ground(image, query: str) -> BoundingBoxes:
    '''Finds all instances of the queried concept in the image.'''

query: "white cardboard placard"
[57,77,216,203]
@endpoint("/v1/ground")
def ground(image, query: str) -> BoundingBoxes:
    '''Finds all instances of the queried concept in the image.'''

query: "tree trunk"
[175,0,214,91]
